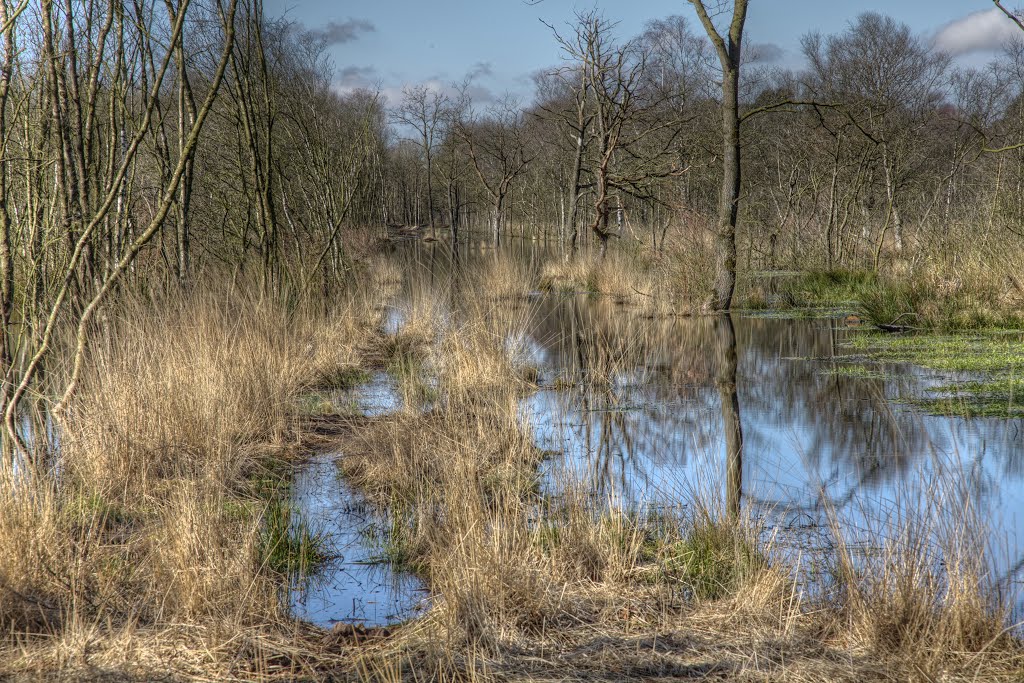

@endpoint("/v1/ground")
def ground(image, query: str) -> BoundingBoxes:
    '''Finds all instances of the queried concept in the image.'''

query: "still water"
[292,238,1024,626]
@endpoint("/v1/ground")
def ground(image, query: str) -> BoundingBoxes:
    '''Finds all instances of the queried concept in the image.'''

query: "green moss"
[841,330,1024,417]
[296,392,335,416]
[845,333,1024,373]
[911,396,1024,419]
[915,375,1024,418]
[296,391,361,417]
[63,491,134,529]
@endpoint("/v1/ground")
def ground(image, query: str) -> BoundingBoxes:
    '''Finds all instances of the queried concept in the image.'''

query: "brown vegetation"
[0,257,1021,681]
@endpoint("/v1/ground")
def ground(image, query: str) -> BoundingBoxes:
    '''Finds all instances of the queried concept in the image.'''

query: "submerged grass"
[842,330,1024,416]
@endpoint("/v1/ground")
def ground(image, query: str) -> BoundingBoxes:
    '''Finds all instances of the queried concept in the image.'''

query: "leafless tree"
[689,0,749,310]
[391,85,449,233]
[453,94,534,243]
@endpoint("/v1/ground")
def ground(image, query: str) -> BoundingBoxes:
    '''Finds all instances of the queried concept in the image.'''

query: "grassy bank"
[735,258,1024,332]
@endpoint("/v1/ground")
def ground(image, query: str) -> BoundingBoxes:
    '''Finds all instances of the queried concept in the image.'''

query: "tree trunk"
[568,130,586,257]
[715,312,743,521]
[713,63,741,310]
[691,0,748,311]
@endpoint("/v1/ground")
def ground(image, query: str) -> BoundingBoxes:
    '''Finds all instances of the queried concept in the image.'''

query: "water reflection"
[390,239,1024,609]
[290,372,426,627]
[715,313,743,521]
[290,454,426,627]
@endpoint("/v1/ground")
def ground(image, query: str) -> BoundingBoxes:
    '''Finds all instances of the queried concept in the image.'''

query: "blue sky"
[264,1,1023,104]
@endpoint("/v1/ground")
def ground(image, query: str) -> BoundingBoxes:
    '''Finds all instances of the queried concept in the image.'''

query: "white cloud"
[934,8,1022,55]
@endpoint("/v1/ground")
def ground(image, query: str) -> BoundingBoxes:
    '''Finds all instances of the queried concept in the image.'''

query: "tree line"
[1,0,1024,449]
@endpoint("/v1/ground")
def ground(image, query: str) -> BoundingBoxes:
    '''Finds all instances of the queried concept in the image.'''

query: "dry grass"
[539,233,715,316]
[1,252,1022,681]
[817,476,1019,679]
[0,275,387,679]
[468,256,535,301]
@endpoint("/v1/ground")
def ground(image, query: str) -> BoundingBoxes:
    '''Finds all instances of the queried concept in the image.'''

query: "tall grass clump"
[469,256,536,300]
[819,473,1020,679]
[861,244,1024,330]
[539,227,715,315]
[0,279,383,678]
[539,250,655,301]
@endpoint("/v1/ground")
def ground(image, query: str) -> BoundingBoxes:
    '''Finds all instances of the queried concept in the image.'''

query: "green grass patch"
[258,498,328,577]
[359,506,428,575]
[842,330,1024,417]
[858,279,1024,332]
[741,269,875,311]
[316,365,371,390]
[239,458,329,578]
[658,517,766,601]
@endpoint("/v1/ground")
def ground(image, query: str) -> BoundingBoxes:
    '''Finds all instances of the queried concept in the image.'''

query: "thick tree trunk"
[713,64,741,311]
[691,0,748,311]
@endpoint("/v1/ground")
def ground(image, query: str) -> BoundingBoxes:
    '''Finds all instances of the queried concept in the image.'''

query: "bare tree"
[544,12,691,257]
[0,0,240,454]
[690,0,749,310]
[454,94,534,243]
[391,85,449,233]
[803,13,949,265]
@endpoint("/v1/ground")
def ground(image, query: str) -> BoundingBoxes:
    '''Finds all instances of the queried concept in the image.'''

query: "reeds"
[0,249,1020,681]
[0,273,386,678]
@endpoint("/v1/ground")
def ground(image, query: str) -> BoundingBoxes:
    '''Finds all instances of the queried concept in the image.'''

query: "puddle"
[290,454,426,627]
[290,371,425,627]
[348,370,404,417]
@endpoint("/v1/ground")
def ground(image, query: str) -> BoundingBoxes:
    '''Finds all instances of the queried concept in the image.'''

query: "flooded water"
[290,374,427,627]
[520,301,1024,605]
[289,453,427,627]
[291,237,1024,625]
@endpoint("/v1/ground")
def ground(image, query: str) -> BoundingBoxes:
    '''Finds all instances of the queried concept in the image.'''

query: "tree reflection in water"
[715,312,743,521]
[390,240,1024,607]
